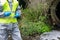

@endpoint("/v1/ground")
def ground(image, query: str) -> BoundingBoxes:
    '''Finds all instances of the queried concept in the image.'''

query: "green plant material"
[21,4,43,22]
[19,4,52,36]
[20,20,51,36]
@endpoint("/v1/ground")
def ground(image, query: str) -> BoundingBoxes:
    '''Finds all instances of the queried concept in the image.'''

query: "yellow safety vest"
[0,0,19,23]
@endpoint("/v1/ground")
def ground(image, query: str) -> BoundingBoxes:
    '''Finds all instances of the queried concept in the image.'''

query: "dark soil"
[22,34,40,40]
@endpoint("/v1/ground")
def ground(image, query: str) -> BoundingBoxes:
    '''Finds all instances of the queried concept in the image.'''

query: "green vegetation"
[19,4,52,36]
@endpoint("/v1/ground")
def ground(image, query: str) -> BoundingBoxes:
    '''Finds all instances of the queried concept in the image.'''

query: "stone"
[40,30,60,40]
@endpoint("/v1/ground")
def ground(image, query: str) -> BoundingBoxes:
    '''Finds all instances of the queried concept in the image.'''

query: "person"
[0,0,22,40]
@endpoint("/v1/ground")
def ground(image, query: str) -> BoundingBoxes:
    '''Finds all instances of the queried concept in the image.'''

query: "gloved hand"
[14,11,21,18]
[4,12,11,17]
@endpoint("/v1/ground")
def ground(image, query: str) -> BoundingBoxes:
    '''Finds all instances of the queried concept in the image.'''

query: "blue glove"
[4,12,11,17]
[14,11,21,18]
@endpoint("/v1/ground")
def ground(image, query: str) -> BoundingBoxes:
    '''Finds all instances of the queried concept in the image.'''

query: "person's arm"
[14,6,21,18]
